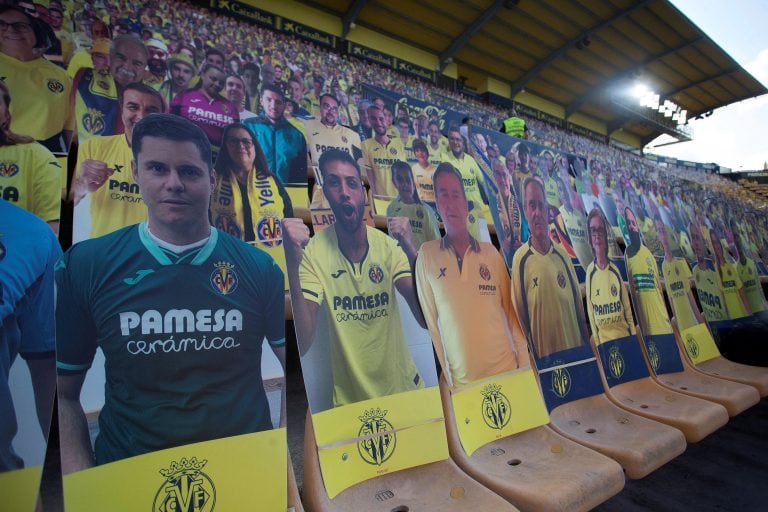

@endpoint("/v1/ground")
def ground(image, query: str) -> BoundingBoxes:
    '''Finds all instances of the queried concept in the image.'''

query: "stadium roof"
[299,0,767,145]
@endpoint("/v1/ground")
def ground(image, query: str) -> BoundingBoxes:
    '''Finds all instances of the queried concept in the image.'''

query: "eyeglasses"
[225,137,254,148]
[0,20,33,32]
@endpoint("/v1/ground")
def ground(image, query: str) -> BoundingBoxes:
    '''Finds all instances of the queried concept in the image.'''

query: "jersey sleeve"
[261,257,286,347]
[388,235,411,282]
[298,239,325,305]
[18,233,61,358]
[495,247,527,362]
[55,246,99,374]
[30,144,63,222]
[585,265,600,343]
[414,246,446,375]
[510,249,530,338]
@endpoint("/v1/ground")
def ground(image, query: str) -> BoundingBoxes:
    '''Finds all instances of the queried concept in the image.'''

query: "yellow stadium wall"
[569,113,607,136]
[611,130,642,148]
[479,77,511,97]
[513,91,564,118]
[245,0,340,35]
[249,0,438,72]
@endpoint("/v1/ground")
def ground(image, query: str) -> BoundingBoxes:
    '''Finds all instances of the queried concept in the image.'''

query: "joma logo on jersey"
[608,345,625,379]
[119,309,243,335]
[0,161,19,177]
[481,383,511,430]
[333,292,389,310]
[153,457,216,512]
[357,408,396,466]
[210,261,238,295]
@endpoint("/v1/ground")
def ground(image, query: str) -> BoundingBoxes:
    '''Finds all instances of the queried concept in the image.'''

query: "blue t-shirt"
[56,224,285,465]
[0,200,60,471]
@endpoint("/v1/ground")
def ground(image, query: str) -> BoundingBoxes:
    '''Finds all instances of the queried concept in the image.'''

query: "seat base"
[696,356,768,397]
[301,412,516,512]
[549,393,687,479]
[606,377,729,442]
[441,381,625,512]
[654,367,760,416]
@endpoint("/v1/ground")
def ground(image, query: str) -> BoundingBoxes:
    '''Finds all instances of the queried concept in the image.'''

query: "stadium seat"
[597,332,729,443]
[651,318,761,416]
[670,317,768,397]
[439,379,625,512]
[300,411,517,512]
[548,392,687,479]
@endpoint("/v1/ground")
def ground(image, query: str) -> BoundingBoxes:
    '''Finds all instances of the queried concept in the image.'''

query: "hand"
[282,218,310,268]
[388,216,417,257]
[79,159,112,193]
[73,159,112,204]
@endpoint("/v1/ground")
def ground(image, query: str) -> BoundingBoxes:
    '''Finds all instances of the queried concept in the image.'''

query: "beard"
[148,59,166,75]
[627,229,642,254]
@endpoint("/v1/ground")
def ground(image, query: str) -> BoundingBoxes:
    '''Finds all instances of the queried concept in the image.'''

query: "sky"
[642,0,768,172]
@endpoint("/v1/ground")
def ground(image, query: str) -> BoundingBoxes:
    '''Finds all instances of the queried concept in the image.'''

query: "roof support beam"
[607,117,629,134]
[509,0,652,98]
[438,0,508,72]
[340,0,368,41]
[564,38,703,118]
[662,68,739,100]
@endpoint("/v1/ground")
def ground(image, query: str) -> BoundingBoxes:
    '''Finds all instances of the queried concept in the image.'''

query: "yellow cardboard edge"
[312,386,443,446]
[318,419,448,499]
[0,465,43,512]
[451,368,550,456]
[64,429,287,512]
[680,322,721,365]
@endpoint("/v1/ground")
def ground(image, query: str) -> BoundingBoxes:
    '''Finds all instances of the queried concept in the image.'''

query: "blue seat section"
[642,333,685,375]
[595,335,651,387]
[535,344,603,412]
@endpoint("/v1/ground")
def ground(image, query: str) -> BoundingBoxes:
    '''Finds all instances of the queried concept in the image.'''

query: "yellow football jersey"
[626,244,672,335]
[416,238,526,388]
[511,241,587,358]
[74,134,146,240]
[585,261,635,344]
[0,53,73,152]
[299,226,424,406]
[0,142,61,222]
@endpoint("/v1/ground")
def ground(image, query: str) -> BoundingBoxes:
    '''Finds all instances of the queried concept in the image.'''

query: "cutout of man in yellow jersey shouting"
[284,149,426,409]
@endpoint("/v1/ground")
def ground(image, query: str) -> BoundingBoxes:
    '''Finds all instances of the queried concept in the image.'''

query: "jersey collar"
[138,222,218,266]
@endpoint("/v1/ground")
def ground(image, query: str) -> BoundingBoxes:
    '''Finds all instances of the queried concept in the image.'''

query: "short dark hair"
[391,160,420,203]
[319,93,337,105]
[260,82,284,98]
[132,114,212,171]
[205,48,225,60]
[433,162,466,201]
[242,62,260,74]
[120,82,166,113]
[412,138,428,155]
[319,148,361,180]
